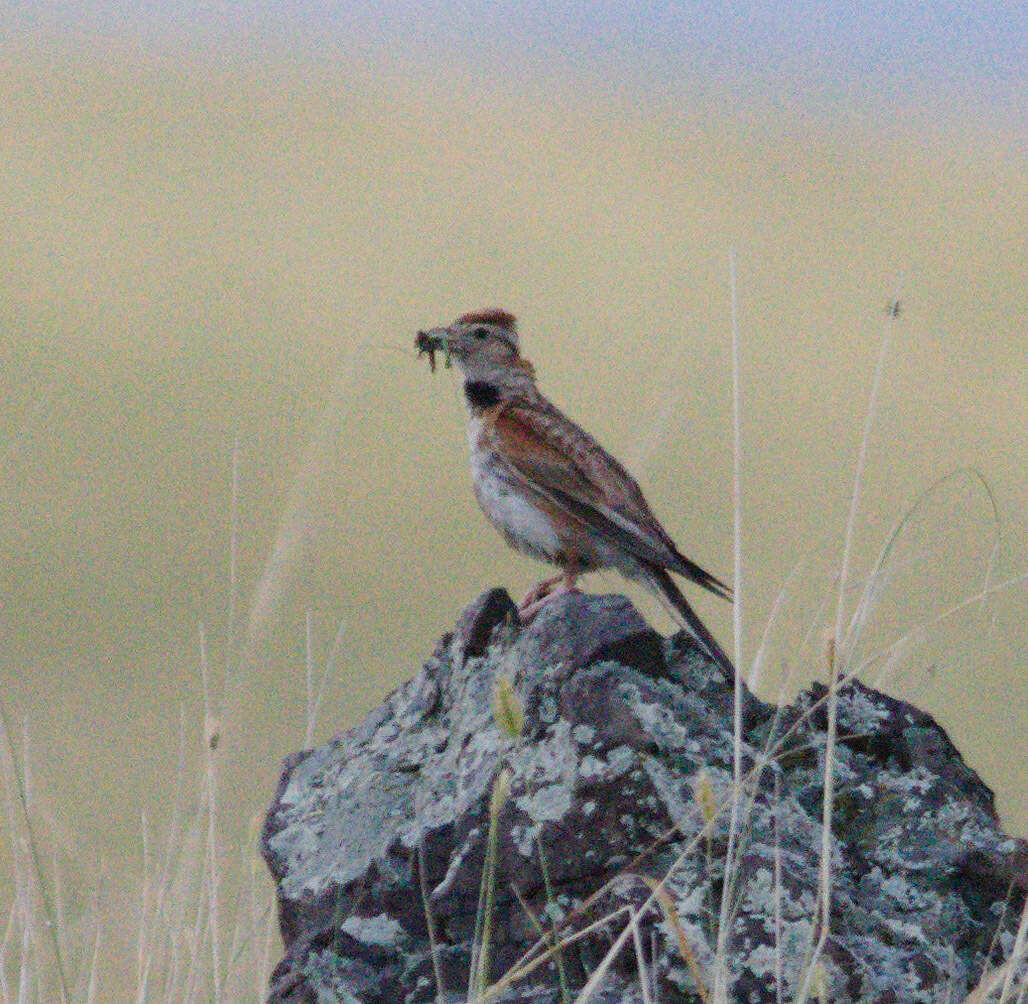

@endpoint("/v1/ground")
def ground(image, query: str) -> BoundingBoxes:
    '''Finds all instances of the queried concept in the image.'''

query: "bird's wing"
[488,400,731,600]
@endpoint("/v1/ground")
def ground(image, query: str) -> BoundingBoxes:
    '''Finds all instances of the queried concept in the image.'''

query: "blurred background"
[1,1,1025,996]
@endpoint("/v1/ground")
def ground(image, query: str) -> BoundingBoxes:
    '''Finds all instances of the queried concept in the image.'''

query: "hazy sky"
[7,0,1025,118]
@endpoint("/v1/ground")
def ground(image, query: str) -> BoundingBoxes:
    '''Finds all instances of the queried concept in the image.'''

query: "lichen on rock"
[262,589,1026,1003]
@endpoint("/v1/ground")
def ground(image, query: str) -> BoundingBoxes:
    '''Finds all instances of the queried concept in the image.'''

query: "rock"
[261,589,1026,1003]
[453,588,520,661]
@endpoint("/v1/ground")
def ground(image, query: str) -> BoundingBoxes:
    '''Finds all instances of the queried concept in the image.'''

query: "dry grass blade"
[808,634,841,999]
[136,809,159,1001]
[0,709,71,1004]
[85,908,102,1004]
[570,907,639,1004]
[845,466,1003,682]
[641,876,711,1004]
[773,772,785,1004]
[628,908,653,1004]
[996,891,1028,1003]
[469,768,512,1001]
[226,439,240,674]
[303,612,344,749]
[747,550,811,692]
[484,907,634,1000]
[241,342,359,670]
[0,902,14,999]
[199,625,224,1004]
[417,841,445,1003]
[714,247,746,1002]
[794,288,898,1002]
[508,878,572,1004]
[537,837,572,1003]
[961,960,1013,1004]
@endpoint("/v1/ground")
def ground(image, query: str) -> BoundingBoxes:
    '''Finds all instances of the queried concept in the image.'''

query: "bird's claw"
[517,574,564,611]
[517,574,581,620]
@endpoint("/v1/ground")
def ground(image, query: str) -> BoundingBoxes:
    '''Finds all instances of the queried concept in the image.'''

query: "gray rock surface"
[262,589,1026,1003]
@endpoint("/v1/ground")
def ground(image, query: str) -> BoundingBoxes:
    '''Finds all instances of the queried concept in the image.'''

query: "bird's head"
[416,308,535,385]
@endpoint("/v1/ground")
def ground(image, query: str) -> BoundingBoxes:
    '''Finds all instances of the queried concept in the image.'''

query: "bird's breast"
[466,417,564,562]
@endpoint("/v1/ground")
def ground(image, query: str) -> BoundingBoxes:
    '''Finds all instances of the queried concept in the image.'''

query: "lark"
[416,308,734,679]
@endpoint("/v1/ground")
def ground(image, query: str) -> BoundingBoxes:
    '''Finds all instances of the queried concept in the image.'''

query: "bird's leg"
[517,573,564,612]
[517,568,581,620]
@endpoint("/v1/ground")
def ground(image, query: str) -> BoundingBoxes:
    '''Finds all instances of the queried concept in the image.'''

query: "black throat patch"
[464,381,501,411]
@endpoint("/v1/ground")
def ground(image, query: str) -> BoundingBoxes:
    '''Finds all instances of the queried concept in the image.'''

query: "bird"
[415,308,735,680]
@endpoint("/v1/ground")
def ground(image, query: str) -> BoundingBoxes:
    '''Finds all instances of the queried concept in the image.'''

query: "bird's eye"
[472,327,489,340]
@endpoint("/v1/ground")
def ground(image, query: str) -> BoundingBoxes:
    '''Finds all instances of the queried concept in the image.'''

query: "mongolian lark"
[416,308,734,680]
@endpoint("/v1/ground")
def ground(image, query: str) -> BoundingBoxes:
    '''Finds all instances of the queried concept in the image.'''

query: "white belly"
[478,470,563,560]
[467,418,563,562]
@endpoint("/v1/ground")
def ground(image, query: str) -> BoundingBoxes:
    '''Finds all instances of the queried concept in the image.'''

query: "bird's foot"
[517,573,580,621]
[517,574,564,612]
[518,583,582,621]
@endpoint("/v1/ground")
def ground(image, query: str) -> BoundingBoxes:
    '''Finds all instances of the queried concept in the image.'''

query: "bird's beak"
[415,326,452,373]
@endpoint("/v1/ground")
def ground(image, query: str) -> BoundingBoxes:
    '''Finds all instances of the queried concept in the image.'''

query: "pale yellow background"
[1,26,1025,992]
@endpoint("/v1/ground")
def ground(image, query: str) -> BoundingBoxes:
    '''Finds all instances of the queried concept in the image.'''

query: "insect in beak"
[415,331,452,373]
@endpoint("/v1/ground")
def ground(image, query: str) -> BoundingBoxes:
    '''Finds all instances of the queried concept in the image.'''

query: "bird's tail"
[647,565,736,683]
